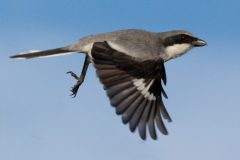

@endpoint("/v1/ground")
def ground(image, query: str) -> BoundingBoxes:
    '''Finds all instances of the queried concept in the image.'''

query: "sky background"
[1,0,240,160]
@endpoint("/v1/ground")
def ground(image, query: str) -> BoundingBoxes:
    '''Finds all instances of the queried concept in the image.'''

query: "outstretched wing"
[91,42,172,140]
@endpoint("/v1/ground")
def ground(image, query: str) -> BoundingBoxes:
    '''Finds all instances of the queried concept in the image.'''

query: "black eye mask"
[163,34,198,47]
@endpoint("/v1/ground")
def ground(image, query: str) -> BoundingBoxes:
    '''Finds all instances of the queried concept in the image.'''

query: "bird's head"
[159,30,207,61]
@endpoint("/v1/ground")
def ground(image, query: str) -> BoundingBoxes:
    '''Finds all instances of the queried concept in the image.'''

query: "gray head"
[159,30,207,60]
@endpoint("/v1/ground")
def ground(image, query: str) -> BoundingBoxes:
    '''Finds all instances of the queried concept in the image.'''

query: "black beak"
[192,39,207,47]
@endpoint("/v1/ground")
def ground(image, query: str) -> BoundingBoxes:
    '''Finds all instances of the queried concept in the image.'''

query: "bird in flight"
[10,29,207,140]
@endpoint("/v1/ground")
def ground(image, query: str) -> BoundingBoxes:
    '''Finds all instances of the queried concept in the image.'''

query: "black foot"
[67,71,84,97]
[70,81,81,97]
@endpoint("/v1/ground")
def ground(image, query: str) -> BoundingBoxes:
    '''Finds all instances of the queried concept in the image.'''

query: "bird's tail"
[10,46,75,60]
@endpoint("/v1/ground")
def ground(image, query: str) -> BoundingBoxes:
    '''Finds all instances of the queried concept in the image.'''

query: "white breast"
[165,44,192,60]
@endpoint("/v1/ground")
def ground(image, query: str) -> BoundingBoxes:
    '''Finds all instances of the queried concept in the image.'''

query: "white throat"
[165,44,192,60]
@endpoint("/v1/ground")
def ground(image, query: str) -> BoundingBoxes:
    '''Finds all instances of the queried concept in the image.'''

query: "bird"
[10,29,207,140]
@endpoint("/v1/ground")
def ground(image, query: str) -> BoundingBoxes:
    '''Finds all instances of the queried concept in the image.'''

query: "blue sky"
[1,0,240,160]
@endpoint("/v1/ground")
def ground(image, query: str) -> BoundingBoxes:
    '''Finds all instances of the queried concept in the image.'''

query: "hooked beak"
[192,39,207,47]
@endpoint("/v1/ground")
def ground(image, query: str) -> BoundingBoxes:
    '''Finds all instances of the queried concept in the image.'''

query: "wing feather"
[148,100,157,139]
[91,42,171,140]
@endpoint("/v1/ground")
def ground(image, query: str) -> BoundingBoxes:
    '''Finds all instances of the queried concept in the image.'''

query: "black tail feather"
[10,47,71,59]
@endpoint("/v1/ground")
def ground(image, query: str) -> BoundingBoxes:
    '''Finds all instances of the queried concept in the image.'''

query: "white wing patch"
[133,78,144,87]
[132,78,156,101]
[108,41,129,54]
[89,41,137,59]
[83,41,126,59]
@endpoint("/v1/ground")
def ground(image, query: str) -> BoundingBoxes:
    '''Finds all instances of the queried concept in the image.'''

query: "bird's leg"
[67,55,90,97]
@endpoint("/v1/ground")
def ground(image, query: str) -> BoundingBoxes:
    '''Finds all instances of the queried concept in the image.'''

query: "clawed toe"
[67,71,79,80]
[70,84,80,97]
[69,80,83,98]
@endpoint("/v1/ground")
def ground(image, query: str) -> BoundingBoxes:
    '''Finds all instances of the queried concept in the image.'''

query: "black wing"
[91,42,172,140]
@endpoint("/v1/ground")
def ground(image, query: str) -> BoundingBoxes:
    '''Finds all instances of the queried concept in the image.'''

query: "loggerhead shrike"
[10,29,207,140]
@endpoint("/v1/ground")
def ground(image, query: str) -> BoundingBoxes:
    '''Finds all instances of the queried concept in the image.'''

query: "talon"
[69,82,81,98]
